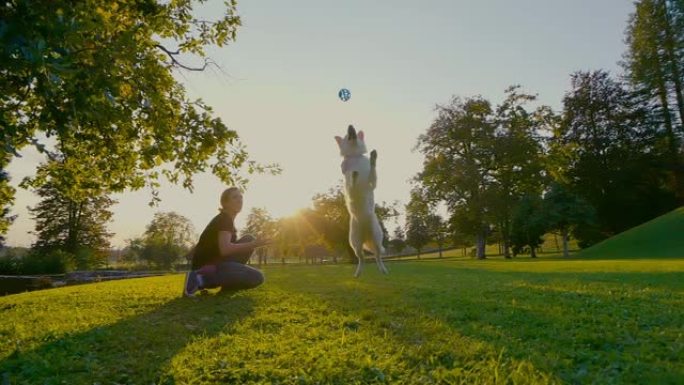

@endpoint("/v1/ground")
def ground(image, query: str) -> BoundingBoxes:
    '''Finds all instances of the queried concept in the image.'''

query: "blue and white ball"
[338,88,351,102]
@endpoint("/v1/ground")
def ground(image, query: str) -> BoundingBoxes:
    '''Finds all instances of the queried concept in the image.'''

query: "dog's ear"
[335,136,343,146]
[358,130,364,141]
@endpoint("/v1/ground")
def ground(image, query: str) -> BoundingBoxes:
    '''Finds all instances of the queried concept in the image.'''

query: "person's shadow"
[1,292,254,384]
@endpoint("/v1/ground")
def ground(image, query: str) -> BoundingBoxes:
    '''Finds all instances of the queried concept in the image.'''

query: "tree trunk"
[668,52,684,130]
[562,228,570,258]
[503,239,511,259]
[438,244,443,258]
[476,232,486,259]
[655,54,677,156]
[66,201,83,255]
[530,246,537,258]
[554,233,560,252]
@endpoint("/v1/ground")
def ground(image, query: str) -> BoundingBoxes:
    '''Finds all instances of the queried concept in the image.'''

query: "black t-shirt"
[192,212,237,269]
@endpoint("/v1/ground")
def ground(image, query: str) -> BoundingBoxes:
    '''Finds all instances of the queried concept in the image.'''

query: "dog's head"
[335,125,368,157]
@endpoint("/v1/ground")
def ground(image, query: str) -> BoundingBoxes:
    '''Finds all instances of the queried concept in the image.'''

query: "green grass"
[579,206,684,259]
[1,258,683,384]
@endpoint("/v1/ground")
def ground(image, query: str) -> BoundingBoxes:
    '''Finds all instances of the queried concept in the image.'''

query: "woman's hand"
[255,237,273,247]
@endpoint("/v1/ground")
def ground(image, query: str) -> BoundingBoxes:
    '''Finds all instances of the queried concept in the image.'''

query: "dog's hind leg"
[349,220,364,278]
[352,243,364,278]
[369,150,377,190]
[373,244,388,275]
[371,216,388,275]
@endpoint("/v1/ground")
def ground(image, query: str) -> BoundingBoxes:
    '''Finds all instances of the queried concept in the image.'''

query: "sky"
[5,0,635,248]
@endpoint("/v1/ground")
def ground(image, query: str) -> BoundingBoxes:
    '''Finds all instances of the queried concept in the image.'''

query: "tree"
[623,0,684,199]
[543,182,596,257]
[244,207,277,265]
[29,181,115,269]
[0,167,15,247]
[509,194,547,258]
[425,214,447,258]
[557,70,677,243]
[447,221,472,257]
[0,0,277,239]
[138,211,195,269]
[404,190,431,259]
[388,225,407,256]
[486,86,547,258]
[374,201,400,252]
[122,237,146,266]
[624,0,684,137]
[416,96,496,258]
[309,187,352,262]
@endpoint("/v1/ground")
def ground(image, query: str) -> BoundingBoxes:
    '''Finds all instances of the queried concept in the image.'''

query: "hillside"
[579,207,684,258]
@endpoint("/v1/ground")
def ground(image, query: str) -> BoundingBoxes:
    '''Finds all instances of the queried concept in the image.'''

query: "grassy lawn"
[1,258,682,384]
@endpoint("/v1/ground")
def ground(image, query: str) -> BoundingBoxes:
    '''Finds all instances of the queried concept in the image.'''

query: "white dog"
[335,125,389,277]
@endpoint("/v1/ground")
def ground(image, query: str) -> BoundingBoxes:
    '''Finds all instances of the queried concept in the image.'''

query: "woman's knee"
[248,270,265,288]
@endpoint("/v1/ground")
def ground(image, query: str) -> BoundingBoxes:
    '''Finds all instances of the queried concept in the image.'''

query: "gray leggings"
[201,235,265,291]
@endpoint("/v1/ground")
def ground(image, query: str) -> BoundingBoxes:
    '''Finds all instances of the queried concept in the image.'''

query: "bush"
[0,253,21,275]
[573,225,605,249]
[74,247,107,270]
[21,250,76,275]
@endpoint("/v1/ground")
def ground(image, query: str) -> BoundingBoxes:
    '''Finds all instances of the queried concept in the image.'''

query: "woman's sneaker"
[183,271,200,297]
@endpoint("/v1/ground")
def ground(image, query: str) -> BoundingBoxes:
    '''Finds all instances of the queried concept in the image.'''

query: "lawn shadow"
[281,263,684,384]
[1,291,255,384]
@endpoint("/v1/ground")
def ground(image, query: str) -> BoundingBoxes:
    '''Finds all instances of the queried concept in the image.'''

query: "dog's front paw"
[370,150,377,167]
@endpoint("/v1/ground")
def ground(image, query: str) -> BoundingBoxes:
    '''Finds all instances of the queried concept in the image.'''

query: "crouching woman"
[183,187,271,297]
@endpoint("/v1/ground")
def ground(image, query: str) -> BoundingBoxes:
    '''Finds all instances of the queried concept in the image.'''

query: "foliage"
[623,0,684,203]
[29,179,115,269]
[19,249,76,275]
[425,214,447,257]
[1,258,683,383]
[0,0,278,239]
[244,207,278,264]
[416,88,550,258]
[557,70,678,244]
[623,0,684,150]
[404,189,431,258]
[374,201,399,251]
[0,167,15,247]
[271,210,320,263]
[129,211,195,269]
[543,182,596,256]
[415,96,495,258]
[309,187,351,260]
[0,252,21,275]
[244,207,276,240]
[388,225,407,255]
[509,194,547,257]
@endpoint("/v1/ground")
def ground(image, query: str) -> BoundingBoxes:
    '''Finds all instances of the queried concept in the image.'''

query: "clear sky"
[5,0,634,248]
